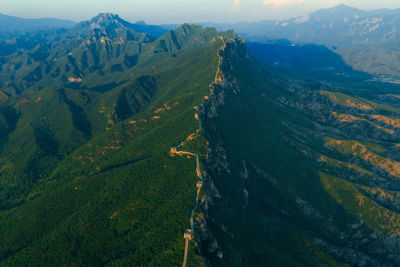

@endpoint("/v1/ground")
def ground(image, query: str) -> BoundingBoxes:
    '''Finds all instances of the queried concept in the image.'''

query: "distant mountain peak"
[313,4,364,15]
[66,12,151,41]
[309,4,365,22]
[89,12,127,28]
[134,20,147,25]
[68,13,167,39]
[329,4,363,12]
[92,12,120,21]
[332,4,355,9]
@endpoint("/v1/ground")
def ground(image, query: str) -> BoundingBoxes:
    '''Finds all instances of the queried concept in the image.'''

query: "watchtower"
[184,229,193,240]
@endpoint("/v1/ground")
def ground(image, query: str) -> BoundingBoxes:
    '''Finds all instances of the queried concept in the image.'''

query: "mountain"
[0,13,165,95]
[309,4,365,22]
[199,42,400,266]
[246,40,372,82]
[3,11,400,267]
[130,20,169,37]
[67,13,167,38]
[0,13,75,33]
[205,5,400,77]
[0,13,235,266]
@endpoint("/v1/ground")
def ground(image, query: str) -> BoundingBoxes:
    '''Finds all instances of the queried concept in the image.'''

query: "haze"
[2,0,400,24]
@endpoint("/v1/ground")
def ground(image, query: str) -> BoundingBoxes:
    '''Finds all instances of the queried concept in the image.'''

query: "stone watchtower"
[184,229,193,240]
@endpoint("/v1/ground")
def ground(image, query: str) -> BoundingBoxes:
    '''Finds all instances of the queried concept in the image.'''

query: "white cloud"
[230,0,241,12]
[262,0,305,9]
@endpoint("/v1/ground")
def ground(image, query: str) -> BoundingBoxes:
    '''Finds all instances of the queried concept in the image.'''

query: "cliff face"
[198,34,400,266]
[194,36,247,263]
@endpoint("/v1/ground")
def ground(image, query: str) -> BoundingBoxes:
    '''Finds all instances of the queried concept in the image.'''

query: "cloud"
[262,0,305,9]
[230,0,241,12]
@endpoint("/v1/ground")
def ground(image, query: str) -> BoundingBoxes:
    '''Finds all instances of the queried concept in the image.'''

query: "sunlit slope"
[0,13,222,95]
[0,25,231,266]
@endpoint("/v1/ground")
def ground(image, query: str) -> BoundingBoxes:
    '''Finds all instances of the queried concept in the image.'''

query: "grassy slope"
[0,74,157,210]
[0,28,224,266]
[0,24,226,208]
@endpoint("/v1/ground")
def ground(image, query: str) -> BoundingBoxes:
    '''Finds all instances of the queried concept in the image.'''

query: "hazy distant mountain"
[130,20,168,37]
[246,41,372,82]
[68,13,167,38]
[206,5,400,76]
[0,13,75,33]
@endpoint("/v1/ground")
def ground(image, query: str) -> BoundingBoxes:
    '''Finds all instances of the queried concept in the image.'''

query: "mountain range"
[0,13,75,33]
[0,13,169,96]
[206,4,400,77]
[2,7,400,267]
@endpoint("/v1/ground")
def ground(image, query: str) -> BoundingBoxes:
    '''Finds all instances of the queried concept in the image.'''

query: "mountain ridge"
[0,13,168,95]
[198,36,400,265]
[0,13,75,33]
[203,4,400,76]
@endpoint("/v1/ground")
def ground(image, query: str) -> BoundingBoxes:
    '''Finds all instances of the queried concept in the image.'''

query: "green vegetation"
[320,172,400,236]
[200,35,400,266]
[320,90,400,114]
[3,11,400,267]
[0,21,225,266]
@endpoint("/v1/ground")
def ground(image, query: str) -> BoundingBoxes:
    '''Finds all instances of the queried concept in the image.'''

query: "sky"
[1,0,400,24]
